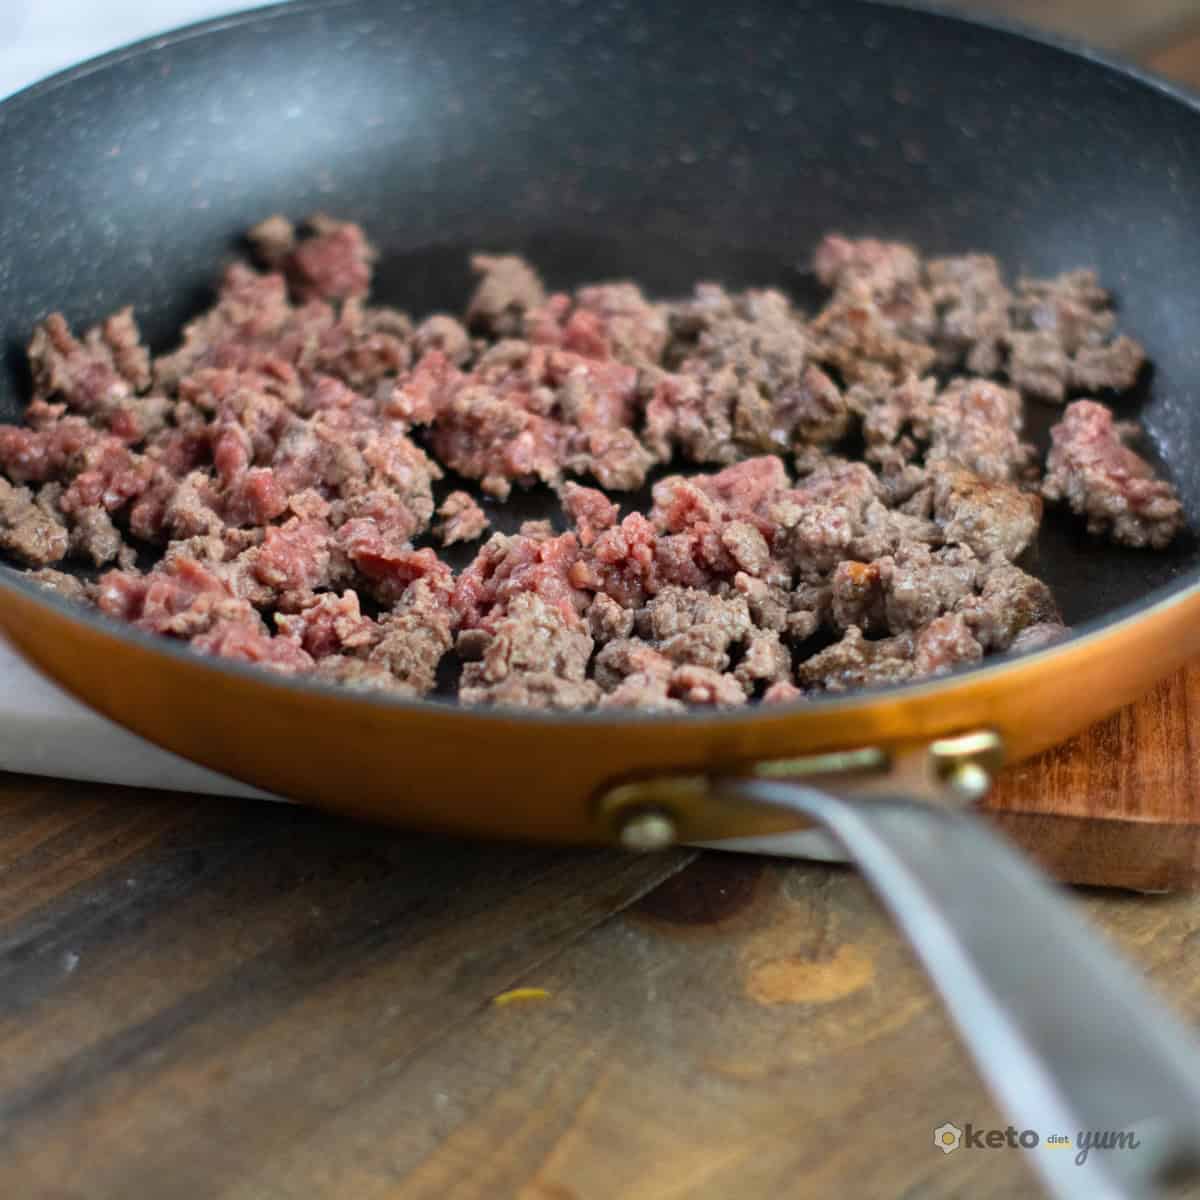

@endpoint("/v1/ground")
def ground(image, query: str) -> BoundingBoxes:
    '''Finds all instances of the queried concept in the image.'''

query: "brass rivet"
[948,761,992,801]
[617,808,678,852]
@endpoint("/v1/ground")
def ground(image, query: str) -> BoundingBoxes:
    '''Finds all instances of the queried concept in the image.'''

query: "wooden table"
[6,5,1200,1198]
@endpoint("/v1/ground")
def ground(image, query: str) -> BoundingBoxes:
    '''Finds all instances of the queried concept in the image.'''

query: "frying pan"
[3,1,1200,1195]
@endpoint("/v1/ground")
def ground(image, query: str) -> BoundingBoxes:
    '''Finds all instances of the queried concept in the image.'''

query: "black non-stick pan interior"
[2,0,1200,645]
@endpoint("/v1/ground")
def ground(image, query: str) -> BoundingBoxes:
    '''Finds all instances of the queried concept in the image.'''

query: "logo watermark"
[933,1123,1142,1167]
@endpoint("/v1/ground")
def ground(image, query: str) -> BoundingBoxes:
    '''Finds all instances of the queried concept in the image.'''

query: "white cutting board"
[0,638,274,797]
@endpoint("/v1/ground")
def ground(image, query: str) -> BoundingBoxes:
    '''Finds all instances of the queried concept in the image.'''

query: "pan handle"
[718,780,1200,1200]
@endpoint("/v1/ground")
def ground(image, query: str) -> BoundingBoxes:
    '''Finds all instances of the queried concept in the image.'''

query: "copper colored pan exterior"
[3,574,1199,843]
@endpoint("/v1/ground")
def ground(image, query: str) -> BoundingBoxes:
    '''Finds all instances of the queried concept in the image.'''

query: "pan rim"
[5,0,1199,119]
[3,0,1200,729]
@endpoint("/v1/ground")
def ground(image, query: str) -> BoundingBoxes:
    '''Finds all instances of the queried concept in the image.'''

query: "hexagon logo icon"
[934,1122,963,1154]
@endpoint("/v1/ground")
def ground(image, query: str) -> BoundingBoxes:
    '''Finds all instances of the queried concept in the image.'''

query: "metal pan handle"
[719,780,1200,1200]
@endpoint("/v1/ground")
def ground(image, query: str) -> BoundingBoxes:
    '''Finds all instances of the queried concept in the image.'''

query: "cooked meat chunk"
[926,254,1012,374]
[0,479,68,566]
[735,629,793,694]
[1006,270,1145,402]
[798,615,981,693]
[666,664,748,707]
[246,214,297,268]
[467,254,546,336]
[1042,400,1182,548]
[878,542,980,632]
[796,626,909,692]
[284,214,376,302]
[813,236,924,303]
[69,505,126,566]
[434,491,489,546]
[650,284,846,464]
[956,560,1062,651]
[762,679,805,704]
[830,560,886,634]
[311,656,412,693]
[586,592,635,644]
[1008,621,1070,655]
[913,612,985,675]
[593,637,674,691]
[368,576,457,694]
[26,567,89,603]
[636,586,752,644]
[413,314,473,365]
[929,464,1041,561]
[927,378,1032,483]
[808,282,937,387]
[460,593,598,709]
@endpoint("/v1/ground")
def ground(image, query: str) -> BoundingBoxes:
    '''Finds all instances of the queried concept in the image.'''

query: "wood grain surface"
[5,4,1200,1199]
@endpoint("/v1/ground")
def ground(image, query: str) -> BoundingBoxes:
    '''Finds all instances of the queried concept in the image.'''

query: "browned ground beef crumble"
[0,218,1183,709]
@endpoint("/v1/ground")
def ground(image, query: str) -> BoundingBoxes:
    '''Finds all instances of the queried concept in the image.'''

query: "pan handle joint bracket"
[598,728,1005,848]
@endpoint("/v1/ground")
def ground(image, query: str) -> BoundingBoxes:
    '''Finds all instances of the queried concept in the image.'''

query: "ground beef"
[0,219,1177,709]
[283,215,376,303]
[413,315,473,366]
[69,504,126,566]
[247,214,297,268]
[796,625,917,692]
[927,378,1033,483]
[411,339,651,497]
[28,308,151,418]
[529,282,669,366]
[26,567,89,602]
[798,615,981,692]
[762,679,805,704]
[467,255,547,337]
[665,664,748,707]
[452,528,586,632]
[636,586,752,644]
[459,592,598,709]
[955,559,1062,651]
[560,482,619,547]
[310,655,411,693]
[813,236,926,305]
[0,478,69,566]
[274,590,380,659]
[648,285,846,464]
[586,592,635,644]
[807,282,937,388]
[735,629,793,694]
[1042,400,1183,549]
[925,254,1012,375]
[853,373,936,481]
[1005,270,1145,403]
[1009,621,1070,655]
[591,640,746,708]
[434,490,489,546]
[929,464,1041,561]
[369,577,456,694]
[593,637,674,691]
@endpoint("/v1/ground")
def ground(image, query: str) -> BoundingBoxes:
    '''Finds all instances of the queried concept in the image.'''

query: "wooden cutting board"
[981,664,1200,891]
